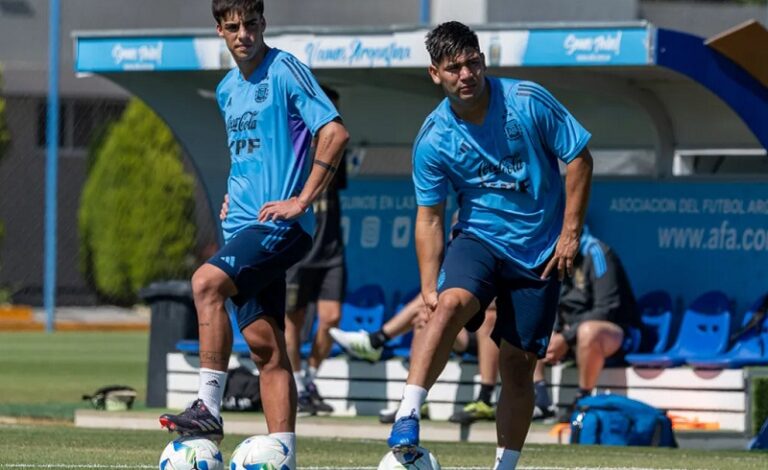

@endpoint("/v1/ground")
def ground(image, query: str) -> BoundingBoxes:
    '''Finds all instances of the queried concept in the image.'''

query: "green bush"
[79,99,196,304]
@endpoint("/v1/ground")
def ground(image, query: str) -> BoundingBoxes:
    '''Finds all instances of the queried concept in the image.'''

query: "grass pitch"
[0,332,148,419]
[0,423,765,469]
[0,331,765,469]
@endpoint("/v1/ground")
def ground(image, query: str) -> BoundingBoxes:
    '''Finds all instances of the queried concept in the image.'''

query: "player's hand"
[541,230,580,280]
[219,194,229,221]
[421,290,438,312]
[412,301,431,330]
[544,333,568,364]
[258,197,307,222]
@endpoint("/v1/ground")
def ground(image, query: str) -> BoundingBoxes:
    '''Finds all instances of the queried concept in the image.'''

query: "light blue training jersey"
[216,48,339,242]
[412,77,591,268]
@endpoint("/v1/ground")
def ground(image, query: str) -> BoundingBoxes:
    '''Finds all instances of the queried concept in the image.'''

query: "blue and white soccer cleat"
[387,411,420,451]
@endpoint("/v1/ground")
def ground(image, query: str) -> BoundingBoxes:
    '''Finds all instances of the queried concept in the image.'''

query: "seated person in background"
[329,294,425,363]
[533,227,642,422]
[331,297,499,425]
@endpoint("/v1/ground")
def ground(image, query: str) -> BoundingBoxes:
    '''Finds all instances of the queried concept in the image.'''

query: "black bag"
[82,385,137,411]
[222,367,261,411]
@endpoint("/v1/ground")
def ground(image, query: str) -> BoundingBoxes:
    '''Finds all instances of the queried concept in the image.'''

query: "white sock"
[304,366,318,386]
[493,448,520,470]
[197,368,227,419]
[395,384,427,420]
[270,432,296,466]
[293,371,306,394]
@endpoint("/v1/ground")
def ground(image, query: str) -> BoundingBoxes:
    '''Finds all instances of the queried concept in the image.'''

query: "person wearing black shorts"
[284,86,348,415]
[532,227,642,422]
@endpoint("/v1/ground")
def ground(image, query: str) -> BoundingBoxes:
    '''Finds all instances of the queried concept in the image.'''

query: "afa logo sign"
[255,83,269,103]
[505,118,522,141]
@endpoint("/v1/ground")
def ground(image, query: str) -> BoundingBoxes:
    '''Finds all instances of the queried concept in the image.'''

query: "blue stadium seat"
[300,284,387,358]
[636,290,674,354]
[626,290,732,368]
[686,293,768,369]
[339,284,387,331]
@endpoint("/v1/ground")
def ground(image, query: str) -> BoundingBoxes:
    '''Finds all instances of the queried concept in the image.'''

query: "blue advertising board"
[523,28,651,66]
[74,26,653,72]
[341,178,768,320]
[340,178,455,313]
[588,180,768,315]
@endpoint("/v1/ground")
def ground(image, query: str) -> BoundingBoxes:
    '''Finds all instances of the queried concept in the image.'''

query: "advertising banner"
[340,179,455,312]
[524,28,651,66]
[589,180,768,315]
[75,26,652,72]
[341,178,768,318]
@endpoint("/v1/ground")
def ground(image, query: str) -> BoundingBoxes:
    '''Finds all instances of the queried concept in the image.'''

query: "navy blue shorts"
[207,223,312,331]
[438,231,560,358]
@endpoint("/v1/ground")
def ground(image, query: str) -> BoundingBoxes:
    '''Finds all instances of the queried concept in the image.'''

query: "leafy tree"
[79,99,196,304]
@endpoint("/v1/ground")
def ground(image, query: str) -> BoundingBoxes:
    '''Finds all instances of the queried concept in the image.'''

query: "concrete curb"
[74,409,560,445]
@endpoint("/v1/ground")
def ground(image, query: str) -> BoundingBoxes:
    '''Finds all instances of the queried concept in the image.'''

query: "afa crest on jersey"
[255,83,269,103]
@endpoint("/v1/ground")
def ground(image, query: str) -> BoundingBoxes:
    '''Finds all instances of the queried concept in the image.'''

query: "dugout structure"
[73,21,768,433]
[73,20,768,313]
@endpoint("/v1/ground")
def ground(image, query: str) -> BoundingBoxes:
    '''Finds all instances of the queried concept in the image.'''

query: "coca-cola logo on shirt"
[227,111,258,133]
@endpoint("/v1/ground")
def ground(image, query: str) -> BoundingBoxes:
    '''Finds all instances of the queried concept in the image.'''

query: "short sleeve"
[412,119,449,206]
[279,54,339,134]
[518,82,591,164]
[215,73,231,120]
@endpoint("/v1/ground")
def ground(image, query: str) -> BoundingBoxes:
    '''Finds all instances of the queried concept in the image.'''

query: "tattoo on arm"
[313,160,337,173]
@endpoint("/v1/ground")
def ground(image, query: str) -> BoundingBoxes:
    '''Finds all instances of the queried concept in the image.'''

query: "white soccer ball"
[159,437,224,470]
[378,447,441,470]
[229,435,293,470]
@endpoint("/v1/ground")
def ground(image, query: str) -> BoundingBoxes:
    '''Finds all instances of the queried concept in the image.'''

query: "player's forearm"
[415,207,445,293]
[562,148,593,239]
[296,121,349,209]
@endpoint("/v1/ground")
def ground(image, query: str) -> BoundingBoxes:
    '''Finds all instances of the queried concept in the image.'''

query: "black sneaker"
[159,399,223,442]
[532,404,557,422]
[298,391,316,415]
[306,382,334,414]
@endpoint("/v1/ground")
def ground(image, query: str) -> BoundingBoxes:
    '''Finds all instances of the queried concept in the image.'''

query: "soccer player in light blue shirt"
[388,22,593,470]
[160,2,349,466]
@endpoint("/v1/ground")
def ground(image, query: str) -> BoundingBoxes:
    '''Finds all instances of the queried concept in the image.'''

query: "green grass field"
[0,331,765,469]
[0,332,148,419]
[0,423,765,469]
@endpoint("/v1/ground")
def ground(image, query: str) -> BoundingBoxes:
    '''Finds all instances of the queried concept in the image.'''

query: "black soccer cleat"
[298,392,317,416]
[159,399,224,442]
[306,382,334,414]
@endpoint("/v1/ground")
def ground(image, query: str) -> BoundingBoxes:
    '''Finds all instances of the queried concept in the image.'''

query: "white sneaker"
[379,406,397,424]
[329,328,382,362]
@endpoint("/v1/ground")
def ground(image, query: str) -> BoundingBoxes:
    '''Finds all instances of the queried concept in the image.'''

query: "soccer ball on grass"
[378,447,441,470]
[229,435,294,470]
[158,437,224,470]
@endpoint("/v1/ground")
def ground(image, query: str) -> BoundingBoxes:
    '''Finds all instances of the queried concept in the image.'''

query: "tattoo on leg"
[200,351,228,367]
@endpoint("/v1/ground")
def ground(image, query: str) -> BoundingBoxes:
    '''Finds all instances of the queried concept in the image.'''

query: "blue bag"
[570,394,677,447]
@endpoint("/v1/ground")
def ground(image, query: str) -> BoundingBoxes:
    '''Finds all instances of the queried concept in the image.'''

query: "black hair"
[212,0,264,23]
[425,21,480,65]
[321,85,339,102]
